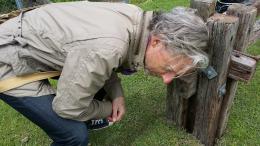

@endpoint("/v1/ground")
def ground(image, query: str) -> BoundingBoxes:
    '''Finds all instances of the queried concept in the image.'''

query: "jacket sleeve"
[103,72,124,101]
[52,42,123,121]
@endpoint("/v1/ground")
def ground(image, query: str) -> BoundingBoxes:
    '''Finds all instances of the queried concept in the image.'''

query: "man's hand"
[108,96,125,122]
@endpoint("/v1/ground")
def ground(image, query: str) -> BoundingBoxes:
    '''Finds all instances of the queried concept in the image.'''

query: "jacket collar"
[127,11,153,71]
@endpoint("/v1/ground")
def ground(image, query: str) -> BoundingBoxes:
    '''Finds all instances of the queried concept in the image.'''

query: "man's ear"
[150,35,162,47]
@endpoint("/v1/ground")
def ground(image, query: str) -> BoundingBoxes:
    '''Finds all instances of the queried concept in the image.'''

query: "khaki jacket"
[0,1,152,121]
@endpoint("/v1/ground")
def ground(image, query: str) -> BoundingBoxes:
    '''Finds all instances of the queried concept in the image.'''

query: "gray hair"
[149,7,209,69]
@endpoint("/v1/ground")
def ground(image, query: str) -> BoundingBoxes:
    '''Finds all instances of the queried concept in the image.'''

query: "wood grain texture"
[192,14,239,146]
[228,52,257,82]
[166,80,189,127]
[166,73,198,127]
[227,4,257,52]
[249,20,260,46]
[217,4,258,138]
[190,0,217,21]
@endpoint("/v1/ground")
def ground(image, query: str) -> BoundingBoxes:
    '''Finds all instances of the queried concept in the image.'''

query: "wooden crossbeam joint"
[228,50,258,82]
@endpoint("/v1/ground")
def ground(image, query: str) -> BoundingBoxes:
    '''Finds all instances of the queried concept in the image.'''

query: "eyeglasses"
[171,68,198,79]
[164,64,202,79]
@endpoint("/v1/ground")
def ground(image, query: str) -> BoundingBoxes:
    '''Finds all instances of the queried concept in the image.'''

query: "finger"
[116,107,125,121]
[112,106,118,122]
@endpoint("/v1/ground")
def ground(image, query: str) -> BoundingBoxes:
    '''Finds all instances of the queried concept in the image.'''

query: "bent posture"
[0,1,209,145]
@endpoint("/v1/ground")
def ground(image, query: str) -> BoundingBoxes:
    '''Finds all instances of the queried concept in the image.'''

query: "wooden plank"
[166,80,189,127]
[227,4,257,52]
[217,4,257,138]
[166,73,198,127]
[228,51,257,82]
[192,14,239,146]
[252,1,260,16]
[186,0,217,134]
[185,0,215,129]
[190,0,217,21]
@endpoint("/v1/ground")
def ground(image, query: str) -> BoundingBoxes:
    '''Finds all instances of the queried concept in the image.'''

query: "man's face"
[145,35,194,84]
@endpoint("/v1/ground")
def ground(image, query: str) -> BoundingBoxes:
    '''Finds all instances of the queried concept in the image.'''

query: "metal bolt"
[207,70,212,76]
[219,88,226,96]
[219,83,226,96]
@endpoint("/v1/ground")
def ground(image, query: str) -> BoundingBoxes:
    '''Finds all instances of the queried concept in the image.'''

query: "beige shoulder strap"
[0,71,61,93]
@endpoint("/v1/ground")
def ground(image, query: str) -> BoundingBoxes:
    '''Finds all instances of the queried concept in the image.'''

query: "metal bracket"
[201,66,218,80]
[218,83,226,97]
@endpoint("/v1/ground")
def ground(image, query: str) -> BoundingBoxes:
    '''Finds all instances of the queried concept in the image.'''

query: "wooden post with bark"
[166,1,258,146]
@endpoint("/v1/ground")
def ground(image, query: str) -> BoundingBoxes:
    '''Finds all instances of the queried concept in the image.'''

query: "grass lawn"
[0,0,259,145]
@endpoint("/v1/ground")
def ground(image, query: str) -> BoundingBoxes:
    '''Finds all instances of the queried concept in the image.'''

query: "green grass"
[0,0,260,146]
[0,0,17,13]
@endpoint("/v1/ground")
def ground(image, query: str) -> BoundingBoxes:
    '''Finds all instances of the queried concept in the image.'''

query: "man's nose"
[161,73,175,84]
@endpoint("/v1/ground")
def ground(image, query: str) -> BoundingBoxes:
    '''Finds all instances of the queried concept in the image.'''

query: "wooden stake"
[166,73,198,127]
[217,4,257,138]
[226,4,257,52]
[192,14,239,146]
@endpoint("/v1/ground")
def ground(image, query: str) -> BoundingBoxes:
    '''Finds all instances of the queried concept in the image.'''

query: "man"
[0,1,209,145]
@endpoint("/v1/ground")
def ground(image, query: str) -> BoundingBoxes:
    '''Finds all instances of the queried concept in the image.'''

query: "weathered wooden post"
[190,0,217,21]
[217,4,257,137]
[166,1,258,146]
[192,13,239,146]
[166,73,198,127]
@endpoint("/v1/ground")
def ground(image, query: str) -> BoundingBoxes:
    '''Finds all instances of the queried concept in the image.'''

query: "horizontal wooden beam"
[228,51,257,82]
